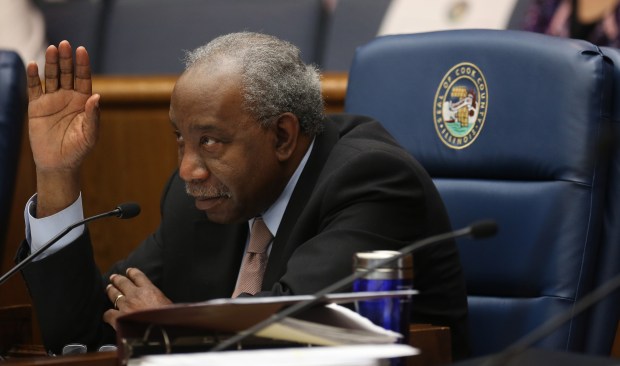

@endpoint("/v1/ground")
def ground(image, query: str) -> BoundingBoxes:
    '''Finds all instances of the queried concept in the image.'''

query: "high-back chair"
[320,0,532,72]
[0,50,26,260]
[344,29,616,357]
[97,0,326,74]
[37,0,107,73]
[586,46,620,355]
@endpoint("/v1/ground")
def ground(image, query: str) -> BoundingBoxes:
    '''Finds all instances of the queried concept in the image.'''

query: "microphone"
[0,202,141,286]
[210,220,498,351]
[115,202,141,219]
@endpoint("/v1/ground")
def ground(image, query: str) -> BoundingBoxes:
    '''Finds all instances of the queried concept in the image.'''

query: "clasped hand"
[104,267,172,329]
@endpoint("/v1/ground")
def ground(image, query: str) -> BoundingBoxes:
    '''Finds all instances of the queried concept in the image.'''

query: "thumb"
[85,93,100,122]
[103,308,120,330]
[84,94,100,145]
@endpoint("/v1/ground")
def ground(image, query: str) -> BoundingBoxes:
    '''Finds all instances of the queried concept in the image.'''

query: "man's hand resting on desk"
[103,267,173,329]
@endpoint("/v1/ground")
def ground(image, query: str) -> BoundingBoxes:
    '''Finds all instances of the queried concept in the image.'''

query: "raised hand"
[26,41,100,217]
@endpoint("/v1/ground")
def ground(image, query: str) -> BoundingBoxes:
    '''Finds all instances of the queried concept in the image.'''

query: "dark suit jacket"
[20,114,469,358]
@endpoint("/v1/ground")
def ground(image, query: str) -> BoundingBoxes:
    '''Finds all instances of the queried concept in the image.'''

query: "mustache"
[185,181,232,199]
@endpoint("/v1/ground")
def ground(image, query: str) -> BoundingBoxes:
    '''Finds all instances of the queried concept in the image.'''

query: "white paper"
[128,344,419,366]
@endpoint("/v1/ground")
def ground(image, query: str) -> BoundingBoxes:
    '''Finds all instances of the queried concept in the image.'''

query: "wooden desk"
[1,325,448,366]
[0,305,33,356]
[0,306,448,366]
[409,324,452,366]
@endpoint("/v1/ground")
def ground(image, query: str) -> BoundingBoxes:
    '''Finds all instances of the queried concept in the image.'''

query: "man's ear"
[273,112,300,162]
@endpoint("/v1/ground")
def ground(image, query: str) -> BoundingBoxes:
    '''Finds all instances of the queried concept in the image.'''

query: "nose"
[178,149,209,182]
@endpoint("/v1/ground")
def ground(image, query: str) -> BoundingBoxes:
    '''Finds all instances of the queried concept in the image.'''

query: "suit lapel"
[263,119,340,287]
[164,179,249,301]
[190,217,248,299]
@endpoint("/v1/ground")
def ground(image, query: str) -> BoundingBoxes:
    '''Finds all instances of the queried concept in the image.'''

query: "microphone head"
[116,202,141,219]
[469,220,498,239]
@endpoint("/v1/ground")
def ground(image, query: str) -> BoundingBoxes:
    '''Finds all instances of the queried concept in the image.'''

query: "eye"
[173,130,183,143]
[200,136,219,147]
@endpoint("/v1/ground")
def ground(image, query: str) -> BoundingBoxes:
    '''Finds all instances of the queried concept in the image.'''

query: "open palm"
[27,41,99,173]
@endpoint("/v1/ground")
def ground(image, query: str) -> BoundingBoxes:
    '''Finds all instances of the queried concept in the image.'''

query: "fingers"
[125,267,152,287]
[106,282,125,308]
[58,41,74,90]
[44,45,59,93]
[106,269,173,318]
[107,268,149,300]
[74,46,92,95]
[26,62,42,101]
[109,273,134,296]
[42,41,92,95]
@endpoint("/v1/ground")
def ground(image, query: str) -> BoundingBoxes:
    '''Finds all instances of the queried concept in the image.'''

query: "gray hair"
[184,32,324,136]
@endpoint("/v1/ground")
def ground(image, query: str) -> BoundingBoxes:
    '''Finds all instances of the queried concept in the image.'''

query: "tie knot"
[247,217,272,253]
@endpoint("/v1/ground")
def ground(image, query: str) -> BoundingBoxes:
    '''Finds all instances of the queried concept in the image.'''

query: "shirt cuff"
[24,193,85,260]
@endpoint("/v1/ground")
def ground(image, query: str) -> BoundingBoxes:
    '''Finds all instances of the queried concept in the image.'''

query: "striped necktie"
[232,217,273,297]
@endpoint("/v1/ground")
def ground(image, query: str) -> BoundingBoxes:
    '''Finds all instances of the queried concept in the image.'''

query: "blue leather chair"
[0,51,26,260]
[586,46,620,355]
[344,29,616,357]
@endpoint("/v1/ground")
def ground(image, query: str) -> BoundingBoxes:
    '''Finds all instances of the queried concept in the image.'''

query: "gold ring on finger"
[114,294,125,310]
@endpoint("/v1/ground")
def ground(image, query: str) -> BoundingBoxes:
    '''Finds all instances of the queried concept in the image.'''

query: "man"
[20,32,469,359]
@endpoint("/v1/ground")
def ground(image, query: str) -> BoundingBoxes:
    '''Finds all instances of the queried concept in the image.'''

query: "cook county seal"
[433,62,488,149]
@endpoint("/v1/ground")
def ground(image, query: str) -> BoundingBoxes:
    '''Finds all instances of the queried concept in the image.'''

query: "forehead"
[169,64,244,125]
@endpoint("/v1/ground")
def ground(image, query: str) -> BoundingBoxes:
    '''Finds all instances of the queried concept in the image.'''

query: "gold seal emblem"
[433,62,488,149]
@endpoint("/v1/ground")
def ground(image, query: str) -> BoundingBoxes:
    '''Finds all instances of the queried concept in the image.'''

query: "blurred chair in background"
[319,0,392,72]
[320,0,531,71]
[36,0,108,73]
[0,51,27,263]
[35,0,328,74]
[97,0,326,74]
[35,0,537,74]
[344,29,618,357]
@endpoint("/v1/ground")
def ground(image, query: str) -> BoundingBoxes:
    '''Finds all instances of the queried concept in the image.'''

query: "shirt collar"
[251,139,315,236]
